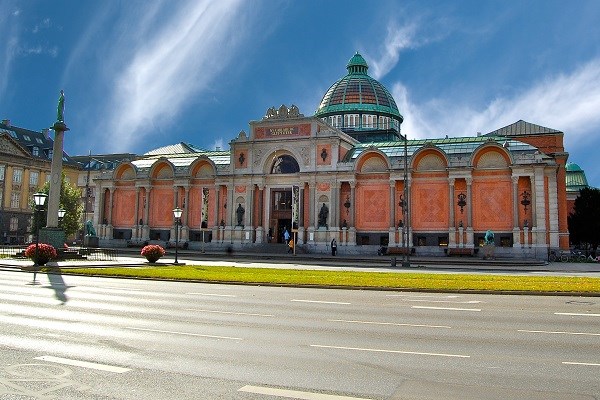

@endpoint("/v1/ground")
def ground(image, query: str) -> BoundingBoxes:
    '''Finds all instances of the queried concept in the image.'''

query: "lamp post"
[173,207,182,264]
[32,192,48,283]
[58,208,66,224]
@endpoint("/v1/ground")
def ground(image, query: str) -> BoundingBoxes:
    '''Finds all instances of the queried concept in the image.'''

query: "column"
[348,181,356,246]
[511,176,521,247]
[547,171,559,248]
[389,181,396,246]
[533,167,547,247]
[142,187,151,241]
[465,178,473,247]
[134,187,140,239]
[448,178,456,247]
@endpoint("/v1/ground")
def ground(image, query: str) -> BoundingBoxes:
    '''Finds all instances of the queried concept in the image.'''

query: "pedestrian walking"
[283,228,290,244]
[288,238,294,254]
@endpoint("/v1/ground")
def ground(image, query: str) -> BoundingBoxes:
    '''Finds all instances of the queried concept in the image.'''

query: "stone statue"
[318,203,328,227]
[236,203,245,226]
[57,90,65,122]
[484,230,495,245]
[85,220,96,236]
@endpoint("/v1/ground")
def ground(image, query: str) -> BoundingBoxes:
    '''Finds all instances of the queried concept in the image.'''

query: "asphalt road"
[1,269,599,399]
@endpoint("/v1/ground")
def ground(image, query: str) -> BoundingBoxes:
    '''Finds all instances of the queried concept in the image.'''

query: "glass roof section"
[347,136,538,160]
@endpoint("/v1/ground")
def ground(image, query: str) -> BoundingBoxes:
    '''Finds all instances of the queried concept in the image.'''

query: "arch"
[472,144,512,169]
[149,159,175,179]
[190,157,216,178]
[411,146,449,172]
[270,154,300,174]
[355,150,390,173]
[114,163,137,180]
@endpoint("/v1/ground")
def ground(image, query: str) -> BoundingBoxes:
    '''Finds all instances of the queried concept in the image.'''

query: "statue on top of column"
[57,90,65,122]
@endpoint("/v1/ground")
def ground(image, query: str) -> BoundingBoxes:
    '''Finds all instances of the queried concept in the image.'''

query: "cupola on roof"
[315,52,403,122]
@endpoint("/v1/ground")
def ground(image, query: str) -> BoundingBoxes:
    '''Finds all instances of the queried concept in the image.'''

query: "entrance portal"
[270,189,292,243]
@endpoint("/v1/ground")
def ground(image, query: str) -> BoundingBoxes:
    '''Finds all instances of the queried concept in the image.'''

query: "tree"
[567,187,600,255]
[31,173,83,239]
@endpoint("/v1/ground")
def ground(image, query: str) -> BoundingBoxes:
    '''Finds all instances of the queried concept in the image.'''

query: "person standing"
[283,228,290,244]
[288,238,294,254]
[331,238,337,256]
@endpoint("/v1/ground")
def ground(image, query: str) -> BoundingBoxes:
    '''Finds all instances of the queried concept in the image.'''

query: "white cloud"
[394,59,600,149]
[368,22,418,80]
[94,0,251,152]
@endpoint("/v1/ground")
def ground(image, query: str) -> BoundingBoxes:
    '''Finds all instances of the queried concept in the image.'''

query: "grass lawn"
[62,264,600,294]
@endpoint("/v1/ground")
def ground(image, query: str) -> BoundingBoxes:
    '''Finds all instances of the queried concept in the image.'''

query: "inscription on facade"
[254,124,311,140]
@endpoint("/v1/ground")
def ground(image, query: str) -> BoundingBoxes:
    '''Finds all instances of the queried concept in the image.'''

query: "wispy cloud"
[0,1,19,99]
[82,0,253,152]
[394,59,600,150]
[368,22,418,80]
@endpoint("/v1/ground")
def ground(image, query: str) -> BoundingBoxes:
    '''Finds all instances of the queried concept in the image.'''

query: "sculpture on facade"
[236,204,245,226]
[318,203,328,227]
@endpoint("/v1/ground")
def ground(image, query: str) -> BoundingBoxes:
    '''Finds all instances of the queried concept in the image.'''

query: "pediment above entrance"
[0,134,33,158]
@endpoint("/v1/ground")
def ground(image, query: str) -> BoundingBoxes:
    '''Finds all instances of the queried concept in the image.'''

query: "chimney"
[1,119,9,127]
[216,146,221,151]
[41,128,50,139]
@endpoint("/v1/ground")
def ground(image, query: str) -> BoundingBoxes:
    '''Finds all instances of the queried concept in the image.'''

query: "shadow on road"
[46,268,69,304]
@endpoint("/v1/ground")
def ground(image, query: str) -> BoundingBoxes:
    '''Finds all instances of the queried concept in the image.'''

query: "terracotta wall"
[410,180,449,230]
[355,183,389,230]
[112,188,136,226]
[150,187,174,227]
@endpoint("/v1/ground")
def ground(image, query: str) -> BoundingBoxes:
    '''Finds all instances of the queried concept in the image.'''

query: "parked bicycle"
[548,249,587,262]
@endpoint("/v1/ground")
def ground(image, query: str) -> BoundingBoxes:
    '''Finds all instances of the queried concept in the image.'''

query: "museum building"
[92,53,571,259]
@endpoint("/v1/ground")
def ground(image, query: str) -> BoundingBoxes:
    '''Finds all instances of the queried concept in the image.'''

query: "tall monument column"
[41,90,69,249]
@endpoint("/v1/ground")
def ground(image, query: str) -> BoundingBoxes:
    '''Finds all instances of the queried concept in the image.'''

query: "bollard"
[391,257,396,268]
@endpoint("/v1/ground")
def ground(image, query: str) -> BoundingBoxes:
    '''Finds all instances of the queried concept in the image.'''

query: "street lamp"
[172,207,182,264]
[32,192,48,283]
[58,208,66,224]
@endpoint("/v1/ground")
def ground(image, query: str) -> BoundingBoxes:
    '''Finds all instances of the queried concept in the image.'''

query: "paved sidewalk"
[1,248,599,276]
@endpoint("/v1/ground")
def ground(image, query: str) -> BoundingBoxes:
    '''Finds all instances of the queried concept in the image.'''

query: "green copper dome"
[315,52,403,121]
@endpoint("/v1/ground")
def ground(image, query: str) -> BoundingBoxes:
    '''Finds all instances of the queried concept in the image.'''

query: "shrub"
[141,244,165,263]
[24,243,57,265]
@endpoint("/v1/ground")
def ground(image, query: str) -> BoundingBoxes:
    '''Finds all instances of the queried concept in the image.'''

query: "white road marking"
[402,299,481,304]
[519,329,600,337]
[291,299,351,305]
[387,294,460,298]
[186,292,236,297]
[411,305,481,312]
[555,312,600,317]
[329,319,451,329]
[126,327,242,340]
[34,356,130,373]
[310,344,470,358]
[562,361,600,367]
[238,385,373,399]
[185,308,274,317]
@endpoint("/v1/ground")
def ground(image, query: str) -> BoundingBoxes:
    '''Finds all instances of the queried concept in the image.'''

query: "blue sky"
[1,0,599,187]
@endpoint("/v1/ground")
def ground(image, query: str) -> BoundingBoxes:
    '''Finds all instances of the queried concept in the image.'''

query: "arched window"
[271,155,300,174]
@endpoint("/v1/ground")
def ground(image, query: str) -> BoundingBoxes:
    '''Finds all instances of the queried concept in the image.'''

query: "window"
[36,138,43,144]
[29,171,39,186]
[10,217,18,231]
[48,150,53,159]
[10,192,20,208]
[272,190,292,211]
[9,131,17,138]
[0,164,4,181]
[32,147,39,156]
[45,175,51,183]
[23,135,30,141]
[13,168,22,183]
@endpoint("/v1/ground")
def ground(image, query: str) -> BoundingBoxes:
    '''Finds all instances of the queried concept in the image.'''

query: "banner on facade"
[292,185,300,232]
